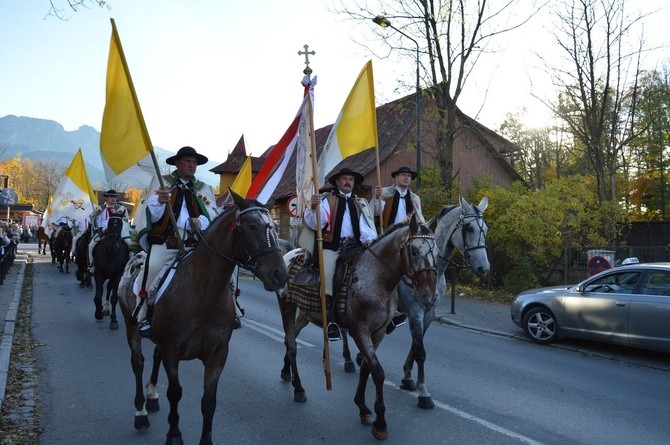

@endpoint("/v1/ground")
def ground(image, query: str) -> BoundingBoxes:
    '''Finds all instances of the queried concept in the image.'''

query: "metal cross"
[298,44,315,75]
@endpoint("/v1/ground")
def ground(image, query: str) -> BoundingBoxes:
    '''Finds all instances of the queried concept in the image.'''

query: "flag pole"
[109,18,184,255]
[305,82,333,391]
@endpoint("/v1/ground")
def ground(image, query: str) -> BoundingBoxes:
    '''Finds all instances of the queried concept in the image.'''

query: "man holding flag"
[303,167,378,341]
[133,146,216,338]
[87,189,130,273]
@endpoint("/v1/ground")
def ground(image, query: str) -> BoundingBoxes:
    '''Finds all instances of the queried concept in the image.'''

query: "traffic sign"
[287,195,298,217]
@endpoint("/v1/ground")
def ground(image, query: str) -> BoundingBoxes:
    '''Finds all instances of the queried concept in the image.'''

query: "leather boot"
[138,305,153,338]
[386,310,408,334]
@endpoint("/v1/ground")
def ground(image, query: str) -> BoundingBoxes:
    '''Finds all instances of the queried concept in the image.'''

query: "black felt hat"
[166,146,208,166]
[102,189,118,197]
[327,167,364,186]
[391,166,418,180]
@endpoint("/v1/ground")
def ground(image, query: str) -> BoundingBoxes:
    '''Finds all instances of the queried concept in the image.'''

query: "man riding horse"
[88,189,130,273]
[372,165,425,333]
[133,146,218,338]
[302,167,379,341]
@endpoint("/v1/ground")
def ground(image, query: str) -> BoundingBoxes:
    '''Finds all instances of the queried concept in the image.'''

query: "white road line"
[242,317,315,348]
[383,381,546,445]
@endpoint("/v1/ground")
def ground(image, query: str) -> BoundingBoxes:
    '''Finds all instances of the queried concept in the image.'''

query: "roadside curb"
[434,315,524,339]
[0,256,26,410]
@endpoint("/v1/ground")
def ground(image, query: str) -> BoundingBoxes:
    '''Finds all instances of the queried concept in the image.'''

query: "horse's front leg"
[163,357,184,445]
[277,293,306,403]
[93,277,104,320]
[341,329,356,373]
[352,331,388,440]
[125,326,150,430]
[414,311,435,409]
[109,280,119,330]
[144,346,161,413]
[200,348,228,445]
[401,312,423,391]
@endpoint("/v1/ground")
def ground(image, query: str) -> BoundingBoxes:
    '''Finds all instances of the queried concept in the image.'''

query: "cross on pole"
[298,44,315,76]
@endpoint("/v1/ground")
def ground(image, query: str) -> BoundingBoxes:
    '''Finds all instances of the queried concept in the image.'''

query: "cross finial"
[298,44,315,76]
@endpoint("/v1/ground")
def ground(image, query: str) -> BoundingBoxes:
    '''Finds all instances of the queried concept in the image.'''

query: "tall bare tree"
[543,0,649,207]
[339,0,538,196]
[46,0,110,20]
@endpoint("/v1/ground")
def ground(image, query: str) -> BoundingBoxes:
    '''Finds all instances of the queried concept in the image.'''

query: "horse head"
[432,196,490,278]
[230,190,288,291]
[398,213,439,306]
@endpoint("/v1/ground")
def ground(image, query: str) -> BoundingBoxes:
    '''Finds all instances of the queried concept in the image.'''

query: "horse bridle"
[195,206,280,274]
[443,207,487,268]
[400,234,438,288]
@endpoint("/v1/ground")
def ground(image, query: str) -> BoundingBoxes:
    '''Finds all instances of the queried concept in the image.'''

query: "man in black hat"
[373,166,424,333]
[303,167,378,341]
[133,146,218,338]
[88,189,130,272]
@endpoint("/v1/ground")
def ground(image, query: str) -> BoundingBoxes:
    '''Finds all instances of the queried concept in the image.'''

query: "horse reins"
[441,207,487,269]
[193,206,280,274]
[400,234,438,288]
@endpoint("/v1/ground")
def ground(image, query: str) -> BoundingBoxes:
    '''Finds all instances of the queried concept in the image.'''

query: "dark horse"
[117,190,288,445]
[278,214,438,440]
[36,226,50,255]
[53,226,73,273]
[75,225,93,289]
[93,216,130,330]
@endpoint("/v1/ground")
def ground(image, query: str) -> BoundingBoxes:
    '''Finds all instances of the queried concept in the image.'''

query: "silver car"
[510,262,670,353]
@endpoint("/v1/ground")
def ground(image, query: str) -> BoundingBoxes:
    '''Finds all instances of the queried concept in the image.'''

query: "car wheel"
[522,306,558,345]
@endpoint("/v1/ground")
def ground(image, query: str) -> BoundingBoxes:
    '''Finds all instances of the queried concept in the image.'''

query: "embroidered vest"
[322,193,362,250]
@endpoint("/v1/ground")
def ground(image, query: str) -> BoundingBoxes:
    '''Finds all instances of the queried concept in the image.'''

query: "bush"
[503,257,540,294]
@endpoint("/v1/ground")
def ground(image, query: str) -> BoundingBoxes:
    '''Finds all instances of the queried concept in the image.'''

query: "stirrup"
[327,322,341,341]
[138,319,152,338]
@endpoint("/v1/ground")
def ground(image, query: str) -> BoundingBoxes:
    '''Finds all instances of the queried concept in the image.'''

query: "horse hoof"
[400,378,417,391]
[294,391,306,403]
[372,426,388,441]
[360,414,374,426]
[166,433,184,445]
[145,397,159,412]
[109,321,118,330]
[280,371,291,382]
[344,361,356,373]
[417,396,435,409]
[94,310,103,320]
[102,309,110,316]
[133,414,150,430]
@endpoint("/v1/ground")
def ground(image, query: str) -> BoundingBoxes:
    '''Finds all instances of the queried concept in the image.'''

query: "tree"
[340,0,538,197]
[47,0,110,20]
[0,155,67,210]
[543,1,649,207]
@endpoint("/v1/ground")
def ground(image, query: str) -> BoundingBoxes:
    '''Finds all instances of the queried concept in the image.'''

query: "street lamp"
[372,15,422,188]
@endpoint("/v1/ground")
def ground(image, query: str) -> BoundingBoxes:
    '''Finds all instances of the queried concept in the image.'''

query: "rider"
[133,146,217,338]
[372,166,425,334]
[88,190,130,273]
[303,167,378,341]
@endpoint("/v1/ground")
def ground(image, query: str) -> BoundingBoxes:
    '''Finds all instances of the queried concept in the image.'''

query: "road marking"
[383,381,546,445]
[242,317,315,348]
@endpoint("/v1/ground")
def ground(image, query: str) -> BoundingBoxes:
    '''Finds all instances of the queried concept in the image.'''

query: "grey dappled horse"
[278,214,439,441]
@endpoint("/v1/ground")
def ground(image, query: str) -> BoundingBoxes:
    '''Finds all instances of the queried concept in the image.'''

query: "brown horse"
[117,190,288,445]
[36,226,50,255]
[278,214,438,440]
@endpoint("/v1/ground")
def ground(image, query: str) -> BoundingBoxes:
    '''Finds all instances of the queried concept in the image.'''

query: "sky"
[1,0,668,167]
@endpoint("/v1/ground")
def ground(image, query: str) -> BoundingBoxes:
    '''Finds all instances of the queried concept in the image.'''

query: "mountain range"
[0,114,222,188]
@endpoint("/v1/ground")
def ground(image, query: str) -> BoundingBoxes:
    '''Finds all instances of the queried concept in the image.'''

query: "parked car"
[510,261,670,353]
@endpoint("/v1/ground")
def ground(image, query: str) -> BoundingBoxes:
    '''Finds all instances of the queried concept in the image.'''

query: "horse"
[392,196,489,409]
[36,226,50,255]
[92,216,130,330]
[278,213,438,440]
[116,190,288,445]
[75,225,93,289]
[53,226,73,273]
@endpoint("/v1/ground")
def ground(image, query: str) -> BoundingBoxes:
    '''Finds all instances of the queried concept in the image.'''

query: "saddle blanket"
[132,257,181,306]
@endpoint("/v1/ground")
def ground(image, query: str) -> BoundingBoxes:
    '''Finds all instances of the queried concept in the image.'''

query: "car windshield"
[583,270,641,294]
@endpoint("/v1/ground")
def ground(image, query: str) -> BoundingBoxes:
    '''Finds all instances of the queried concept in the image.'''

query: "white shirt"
[147,179,210,232]
[303,192,376,244]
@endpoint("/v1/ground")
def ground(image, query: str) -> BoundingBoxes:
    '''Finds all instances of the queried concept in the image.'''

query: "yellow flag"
[230,156,253,196]
[46,149,97,223]
[317,60,378,183]
[100,18,155,188]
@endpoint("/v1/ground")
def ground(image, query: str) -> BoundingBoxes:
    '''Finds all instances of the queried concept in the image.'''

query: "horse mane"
[428,204,458,232]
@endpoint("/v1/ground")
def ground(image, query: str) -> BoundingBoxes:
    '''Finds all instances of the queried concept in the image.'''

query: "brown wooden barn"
[210,91,523,242]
